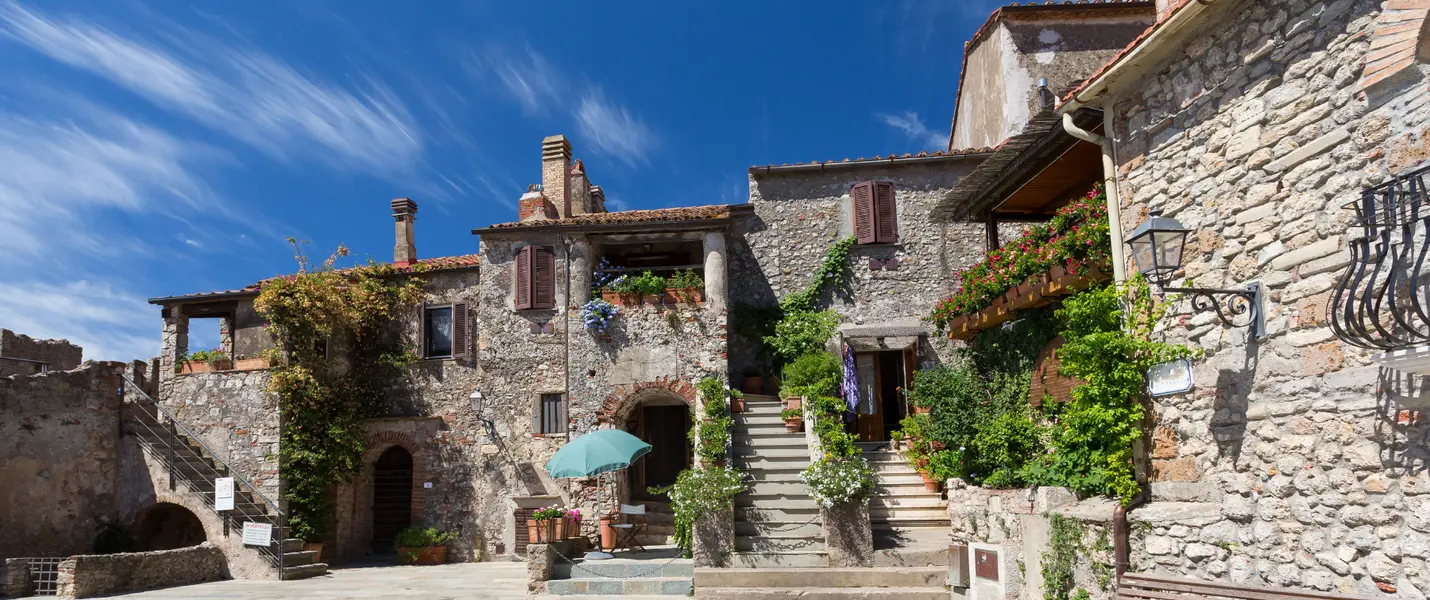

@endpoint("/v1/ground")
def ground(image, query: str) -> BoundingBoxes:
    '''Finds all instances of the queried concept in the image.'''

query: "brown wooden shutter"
[514,508,532,554]
[515,246,533,310]
[415,307,426,358]
[533,246,556,309]
[851,182,875,244]
[873,181,898,243]
[451,301,469,359]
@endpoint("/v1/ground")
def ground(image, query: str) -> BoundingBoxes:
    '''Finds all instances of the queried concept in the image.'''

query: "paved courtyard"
[104,562,577,600]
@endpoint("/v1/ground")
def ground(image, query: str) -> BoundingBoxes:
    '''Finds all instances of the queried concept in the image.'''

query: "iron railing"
[120,374,287,578]
[1331,164,1430,350]
[26,557,63,596]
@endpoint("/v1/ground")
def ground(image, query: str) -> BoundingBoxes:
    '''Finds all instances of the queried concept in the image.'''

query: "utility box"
[949,542,971,587]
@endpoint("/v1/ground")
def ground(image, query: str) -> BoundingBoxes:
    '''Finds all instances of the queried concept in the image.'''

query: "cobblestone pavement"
[106,562,550,599]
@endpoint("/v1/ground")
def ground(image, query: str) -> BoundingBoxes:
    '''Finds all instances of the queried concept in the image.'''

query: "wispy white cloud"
[604,195,629,212]
[576,89,656,167]
[469,46,560,116]
[0,2,423,175]
[877,111,946,151]
[0,279,159,361]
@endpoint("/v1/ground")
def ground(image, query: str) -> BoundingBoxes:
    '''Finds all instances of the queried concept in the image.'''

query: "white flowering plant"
[581,299,619,332]
[652,466,747,557]
[801,457,876,508]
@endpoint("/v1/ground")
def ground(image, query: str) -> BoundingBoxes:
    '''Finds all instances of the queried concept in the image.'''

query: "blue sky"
[0,0,1005,360]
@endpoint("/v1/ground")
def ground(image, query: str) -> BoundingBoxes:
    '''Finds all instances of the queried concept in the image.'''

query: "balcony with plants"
[931,185,1113,340]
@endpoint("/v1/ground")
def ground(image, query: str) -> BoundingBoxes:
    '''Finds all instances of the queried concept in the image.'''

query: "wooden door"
[855,353,883,441]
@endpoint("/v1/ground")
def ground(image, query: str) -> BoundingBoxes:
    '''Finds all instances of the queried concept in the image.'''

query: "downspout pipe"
[1062,112,1127,284]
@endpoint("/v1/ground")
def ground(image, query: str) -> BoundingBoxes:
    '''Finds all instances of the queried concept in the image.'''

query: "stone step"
[738,403,786,415]
[281,538,307,553]
[282,550,318,566]
[696,586,947,599]
[693,566,947,589]
[634,534,673,546]
[729,551,828,568]
[734,456,811,470]
[282,563,328,580]
[735,520,824,537]
[869,507,948,522]
[873,547,953,568]
[733,435,808,449]
[545,577,692,596]
[872,482,933,496]
[872,472,925,485]
[734,536,824,552]
[743,394,782,403]
[733,415,787,427]
[555,561,693,579]
[866,496,946,509]
[735,496,818,510]
[743,469,804,483]
[870,461,920,474]
[732,447,808,460]
[869,517,952,529]
[736,506,820,523]
[860,451,907,463]
[746,481,812,496]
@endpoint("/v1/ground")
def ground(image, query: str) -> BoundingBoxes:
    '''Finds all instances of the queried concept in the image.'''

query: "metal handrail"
[121,374,287,577]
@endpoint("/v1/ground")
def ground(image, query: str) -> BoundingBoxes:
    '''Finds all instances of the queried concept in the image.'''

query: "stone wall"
[734,160,991,380]
[156,370,279,499]
[54,543,226,598]
[0,362,126,559]
[0,329,82,377]
[1104,0,1430,596]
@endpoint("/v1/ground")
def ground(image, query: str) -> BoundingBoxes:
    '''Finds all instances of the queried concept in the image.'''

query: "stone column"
[693,507,734,567]
[702,231,728,311]
[218,314,234,358]
[569,238,592,307]
[160,305,188,380]
[821,502,873,567]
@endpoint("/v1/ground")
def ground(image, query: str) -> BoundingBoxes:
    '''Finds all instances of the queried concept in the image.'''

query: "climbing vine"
[654,378,746,558]
[255,241,425,541]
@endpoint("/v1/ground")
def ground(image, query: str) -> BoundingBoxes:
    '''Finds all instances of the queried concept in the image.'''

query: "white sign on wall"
[214,477,234,511]
[241,522,273,546]
[1148,359,1195,397]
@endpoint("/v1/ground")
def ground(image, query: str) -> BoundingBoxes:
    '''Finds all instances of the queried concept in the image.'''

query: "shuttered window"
[515,245,556,310]
[421,302,469,360]
[851,181,898,244]
[539,393,567,434]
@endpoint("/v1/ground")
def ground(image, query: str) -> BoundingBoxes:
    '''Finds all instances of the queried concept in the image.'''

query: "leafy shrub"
[693,378,733,465]
[668,269,703,290]
[766,310,841,362]
[652,467,747,557]
[610,271,667,295]
[779,352,841,399]
[393,526,453,548]
[801,457,876,507]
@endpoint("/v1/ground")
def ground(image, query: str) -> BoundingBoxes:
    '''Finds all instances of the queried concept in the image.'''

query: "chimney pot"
[541,135,573,218]
[391,197,418,266]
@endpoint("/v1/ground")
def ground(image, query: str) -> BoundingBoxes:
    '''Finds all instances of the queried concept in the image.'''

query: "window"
[420,303,469,359]
[538,393,567,434]
[851,181,898,244]
[515,245,556,310]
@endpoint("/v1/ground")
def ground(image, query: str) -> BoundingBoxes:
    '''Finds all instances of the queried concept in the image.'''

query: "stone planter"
[693,507,735,567]
[397,545,447,565]
[821,502,872,567]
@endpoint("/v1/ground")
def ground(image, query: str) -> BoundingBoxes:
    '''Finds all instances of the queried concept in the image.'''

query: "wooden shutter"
[873,181,898,243]
[451,301,469,359]
[514,508,532,554]
[515,246,533,310]
[533,246,556,309]
[851,182,876,244]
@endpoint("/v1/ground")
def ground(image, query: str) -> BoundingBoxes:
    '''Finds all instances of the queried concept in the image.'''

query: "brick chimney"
[541,135,572,218]
[391,197,418,266]
[590,185,607,213]
[569,159,592,216]
[518,184,558,222]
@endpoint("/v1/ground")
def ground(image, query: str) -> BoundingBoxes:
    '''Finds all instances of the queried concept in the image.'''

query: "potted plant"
[889,430,904,451]
[730,389,746,413]
[530,505,565,543]
[233,355,273,371]
[564,508,582,540]
[664,269,704,304]
[781,406,803,433]
[394,527,454,565]
[603,274,643,306]
[179,348,232,373]
[581,299,619,334]
[631,271,668,305]
[918,468,941,492]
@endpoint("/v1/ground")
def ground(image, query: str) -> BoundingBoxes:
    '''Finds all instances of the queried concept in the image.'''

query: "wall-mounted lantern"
[1127,211,1264,340]
[469,390,496,441]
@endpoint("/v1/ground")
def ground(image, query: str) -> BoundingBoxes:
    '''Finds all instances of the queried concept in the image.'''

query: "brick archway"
[334,426,434,561]
[1360,1,1430,90]
[597,376,697,426]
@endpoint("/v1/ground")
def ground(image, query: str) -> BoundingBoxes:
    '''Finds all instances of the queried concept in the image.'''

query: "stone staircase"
[694,566,949,599]
[730,394,826,567]
[546,548,693,596]
[862,445,953,566]
[633,499,675,547]
[124,391,328,580]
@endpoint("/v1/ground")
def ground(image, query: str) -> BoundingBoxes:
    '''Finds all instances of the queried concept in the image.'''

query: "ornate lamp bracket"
[1162,281,1265,341]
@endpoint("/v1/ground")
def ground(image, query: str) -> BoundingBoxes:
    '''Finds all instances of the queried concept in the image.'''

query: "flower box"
[662,287,704,304]
[601,291,643,307]
[233,357,273,371]
[396,545,447,565]
[179,359,231,374]
[527,519,558,544]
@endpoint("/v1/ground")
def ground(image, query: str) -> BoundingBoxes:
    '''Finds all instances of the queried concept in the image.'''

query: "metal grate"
[540,393,567,434]
[1331,164,1430,350]
[28,557,64,596]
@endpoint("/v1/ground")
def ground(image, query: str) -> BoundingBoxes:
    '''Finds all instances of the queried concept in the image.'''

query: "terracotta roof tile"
[749,147,994,172]
[150,254,481,304]
[1063,0,1194,103]
[480,205,738,231]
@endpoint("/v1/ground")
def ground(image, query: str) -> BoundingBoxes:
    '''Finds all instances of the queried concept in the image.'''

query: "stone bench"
[1118,572,1379,600]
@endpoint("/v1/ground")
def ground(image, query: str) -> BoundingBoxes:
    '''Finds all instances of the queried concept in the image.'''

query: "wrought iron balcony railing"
[1331,164,1430,350]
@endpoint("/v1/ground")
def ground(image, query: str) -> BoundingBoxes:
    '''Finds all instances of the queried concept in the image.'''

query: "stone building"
[926,0,1430,598]
[0,329,82,377]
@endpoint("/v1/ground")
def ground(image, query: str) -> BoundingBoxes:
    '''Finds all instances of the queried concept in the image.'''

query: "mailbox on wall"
[975,548,1000,581]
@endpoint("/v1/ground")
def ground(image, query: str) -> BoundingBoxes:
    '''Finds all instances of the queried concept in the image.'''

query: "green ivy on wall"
[255,241,425,541]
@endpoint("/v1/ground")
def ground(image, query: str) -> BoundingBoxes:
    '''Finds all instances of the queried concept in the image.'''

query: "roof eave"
[1060,0,1216,112]
[146,289,259,306]
[749,152,995,176]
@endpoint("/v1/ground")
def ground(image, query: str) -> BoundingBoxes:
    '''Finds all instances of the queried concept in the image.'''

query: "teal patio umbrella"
[543,428,652,558]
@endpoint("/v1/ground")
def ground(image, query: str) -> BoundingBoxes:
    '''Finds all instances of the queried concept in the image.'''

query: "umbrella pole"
[587,471,613,560]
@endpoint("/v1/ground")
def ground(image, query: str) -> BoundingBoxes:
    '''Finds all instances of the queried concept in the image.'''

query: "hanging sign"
[214,477,234,511]
[1147,358,1194,397]
[241,522,273,546]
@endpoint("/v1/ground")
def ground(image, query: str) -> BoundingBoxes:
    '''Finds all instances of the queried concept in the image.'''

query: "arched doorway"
[371,446,413,553]
[131,502,206,550]
[626,394,692,500]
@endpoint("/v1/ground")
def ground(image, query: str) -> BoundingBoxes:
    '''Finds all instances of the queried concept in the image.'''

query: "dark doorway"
[633,403,691,500]
[131,503,206,550]
[371,446,413,553]
[854,349,914,442]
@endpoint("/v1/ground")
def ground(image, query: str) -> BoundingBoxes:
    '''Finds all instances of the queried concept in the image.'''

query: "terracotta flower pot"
[731,395,747,413]
[663,288,704,304]
[234,357,272,371]
[741,376,765,396]
[783,396,802,412]
[919,470,941,492]
[396,545,447,565]
[784,417,803,433]
[527,520,539,545]
[304,542,324,561]
[912,405,931,415]
[599,514,616,550]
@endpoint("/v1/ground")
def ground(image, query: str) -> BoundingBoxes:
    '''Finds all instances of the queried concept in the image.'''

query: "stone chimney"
[391,197,418,267]
[569,159,592,216]
[542,135,572,218]
[518,184,558,222]
[590,185,607,213]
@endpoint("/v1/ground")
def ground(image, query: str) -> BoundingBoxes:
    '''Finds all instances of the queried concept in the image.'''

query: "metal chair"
[611,503,647,553]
